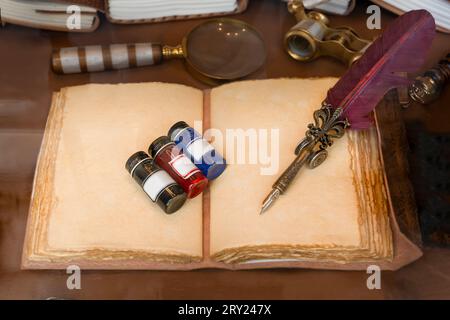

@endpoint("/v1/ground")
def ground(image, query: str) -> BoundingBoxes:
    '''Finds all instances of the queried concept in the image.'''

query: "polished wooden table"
[0,0,449,299]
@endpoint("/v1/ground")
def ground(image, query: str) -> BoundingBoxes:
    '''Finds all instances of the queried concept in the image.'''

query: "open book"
[22,78,422,270]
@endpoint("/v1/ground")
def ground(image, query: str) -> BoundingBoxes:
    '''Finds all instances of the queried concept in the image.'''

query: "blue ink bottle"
[168,121,226,180]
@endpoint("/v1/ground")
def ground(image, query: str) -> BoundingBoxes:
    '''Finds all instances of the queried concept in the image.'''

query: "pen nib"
[260,189,281,215]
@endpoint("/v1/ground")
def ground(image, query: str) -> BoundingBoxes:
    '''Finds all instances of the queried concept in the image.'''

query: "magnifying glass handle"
[52,43,163,74]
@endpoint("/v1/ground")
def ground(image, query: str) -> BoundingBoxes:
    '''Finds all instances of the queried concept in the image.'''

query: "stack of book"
[0,0,248,32]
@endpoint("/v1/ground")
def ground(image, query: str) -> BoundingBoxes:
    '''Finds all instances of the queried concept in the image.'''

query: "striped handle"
[52,43,163,74]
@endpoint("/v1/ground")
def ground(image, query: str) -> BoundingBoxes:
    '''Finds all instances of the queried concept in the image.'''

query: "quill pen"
[326,9,436,128]
[261,10,436,214]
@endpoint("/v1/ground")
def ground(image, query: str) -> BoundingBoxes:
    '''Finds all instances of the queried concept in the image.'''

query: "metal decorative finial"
[295,104,349,161]
[409,53,450,105]
[260,104,349,214]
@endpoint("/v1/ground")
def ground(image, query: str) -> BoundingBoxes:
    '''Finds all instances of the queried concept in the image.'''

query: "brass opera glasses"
[284,0,371,66]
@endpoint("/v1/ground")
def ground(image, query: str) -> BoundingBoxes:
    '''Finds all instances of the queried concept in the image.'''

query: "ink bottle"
[126,151,187,214]
[149,136,208,199]
[168,121,226,180]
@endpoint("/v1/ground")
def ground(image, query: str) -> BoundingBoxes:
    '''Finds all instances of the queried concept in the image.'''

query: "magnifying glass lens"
[186,20,266,80]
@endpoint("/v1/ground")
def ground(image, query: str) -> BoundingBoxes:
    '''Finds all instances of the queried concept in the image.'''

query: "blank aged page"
[209,78,362,256]
[44,83,203,259]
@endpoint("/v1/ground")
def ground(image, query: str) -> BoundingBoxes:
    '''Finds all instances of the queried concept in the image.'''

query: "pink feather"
[326,10,435,129]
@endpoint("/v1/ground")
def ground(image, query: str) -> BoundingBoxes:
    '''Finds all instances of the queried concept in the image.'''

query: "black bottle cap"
[125,151,151,175]
[168,121,190,141]
[148,136,174,158]
[157,184,187,214]
[126,151,158,187]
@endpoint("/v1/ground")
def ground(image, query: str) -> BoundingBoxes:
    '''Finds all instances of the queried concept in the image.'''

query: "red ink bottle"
[149,136,208,199]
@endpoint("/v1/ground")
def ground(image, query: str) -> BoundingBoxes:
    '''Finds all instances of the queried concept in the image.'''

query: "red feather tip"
[326,10,435,129]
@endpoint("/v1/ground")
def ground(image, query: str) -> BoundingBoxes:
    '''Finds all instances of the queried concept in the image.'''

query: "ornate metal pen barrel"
[273,142,314,194]
[278,105,348,189]
[261,104,349,214]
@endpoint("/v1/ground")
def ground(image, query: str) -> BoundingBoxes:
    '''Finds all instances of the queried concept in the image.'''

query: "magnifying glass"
[52,18,266,83]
